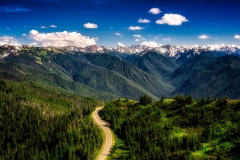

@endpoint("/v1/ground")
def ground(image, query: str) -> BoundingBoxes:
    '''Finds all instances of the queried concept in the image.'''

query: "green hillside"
[102,96,240,159]
[125,51,179,79]
[1,46,240,159]
[0,49,117,101]
[0,79,103,159]
[173,55,240,99]
[0,48,174,101]
[51,53,171,99]
[1,46,240,99]
[170,51,218,88]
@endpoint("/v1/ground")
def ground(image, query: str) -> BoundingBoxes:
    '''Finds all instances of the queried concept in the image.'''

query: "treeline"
[0,80,103,159]
[102,95,240,159]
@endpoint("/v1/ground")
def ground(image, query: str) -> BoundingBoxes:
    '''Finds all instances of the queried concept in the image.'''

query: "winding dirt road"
[93,107,113,160]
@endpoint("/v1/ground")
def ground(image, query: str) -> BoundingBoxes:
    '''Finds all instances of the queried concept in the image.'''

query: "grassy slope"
[101,97,240,159]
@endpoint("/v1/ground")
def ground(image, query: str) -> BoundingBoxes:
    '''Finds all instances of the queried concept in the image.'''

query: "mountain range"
[1,44,240,100]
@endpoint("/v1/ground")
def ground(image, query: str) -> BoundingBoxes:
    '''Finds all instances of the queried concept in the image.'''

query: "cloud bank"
[118,42,124,47]
[141,41,160,47]
[156,14,188,25]
[115,33,123,37]
[149,8,161,14]
[138,18,150,23]
[199,35,211,39]
[29,42,38,47]
[0,36,21,46]
[83,22,98,29]
[49,24,57,28]
[134,35,143,39]
[163,38,171,41]
[234,35,240,39]
[128,26,144,30]
[29,30,97,47]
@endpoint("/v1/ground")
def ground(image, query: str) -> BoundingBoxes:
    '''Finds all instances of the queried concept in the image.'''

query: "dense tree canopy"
[102,96,240,159]
[0,80,103,159]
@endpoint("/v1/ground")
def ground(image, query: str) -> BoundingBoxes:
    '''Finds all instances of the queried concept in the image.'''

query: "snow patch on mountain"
[1,43,240,60]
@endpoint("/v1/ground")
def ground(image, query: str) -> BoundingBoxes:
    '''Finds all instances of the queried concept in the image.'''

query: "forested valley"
[1,46,240,160]
[102,95,240,159]
[0,79,103,159]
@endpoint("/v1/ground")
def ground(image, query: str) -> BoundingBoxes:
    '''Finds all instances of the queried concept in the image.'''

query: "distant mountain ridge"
[1,43,240,60]
[1,44,240,99]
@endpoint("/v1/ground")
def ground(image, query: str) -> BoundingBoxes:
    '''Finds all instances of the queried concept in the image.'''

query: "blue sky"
[0,0,240,47]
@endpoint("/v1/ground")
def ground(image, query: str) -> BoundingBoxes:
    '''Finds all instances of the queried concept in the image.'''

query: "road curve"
[93,107,113,160]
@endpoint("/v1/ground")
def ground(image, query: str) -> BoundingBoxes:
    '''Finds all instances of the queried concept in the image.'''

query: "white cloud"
[149,8,161,14]
[234,35,240,39]
[49,24,57,28]
[118,42,124,47]
[135,39,140,42]
[128,26,144,30]
[41,26,47,29]
[141,41,159,47]
[163,38,171,41]
[115,33,123,37]
[138,18,150,23]
[29,42,38,46]
[156,14,188,25]
[0,36,21,46]
[22,34,27,36]
[199,35,210,39]
[83,22,98,29]
[133,35,143,39]
[29,30,98,47]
